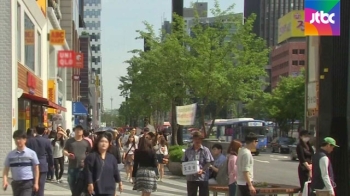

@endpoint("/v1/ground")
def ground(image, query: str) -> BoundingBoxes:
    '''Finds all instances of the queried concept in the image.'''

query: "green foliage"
[169,146,185,162]
[118,0,269,138]
[246,73,305,132]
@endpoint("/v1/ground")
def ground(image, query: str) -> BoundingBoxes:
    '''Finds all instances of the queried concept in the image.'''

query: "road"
[254,152,299,186]
[0,152,299,196]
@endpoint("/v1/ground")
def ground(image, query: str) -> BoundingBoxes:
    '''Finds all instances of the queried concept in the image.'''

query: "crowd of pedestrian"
[2,123,338,196]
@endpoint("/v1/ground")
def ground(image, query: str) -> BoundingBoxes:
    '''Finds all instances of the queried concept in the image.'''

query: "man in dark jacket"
[26,125,54,196]
[311,137,338,196]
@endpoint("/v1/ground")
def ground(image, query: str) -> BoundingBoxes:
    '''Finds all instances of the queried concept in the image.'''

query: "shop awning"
[21,93,67,112]
[72,102,88,115]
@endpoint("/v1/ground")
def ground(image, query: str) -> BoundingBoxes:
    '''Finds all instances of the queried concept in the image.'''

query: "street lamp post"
[110,97,113,126]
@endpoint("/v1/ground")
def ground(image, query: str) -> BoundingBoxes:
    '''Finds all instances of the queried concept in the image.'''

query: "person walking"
[154,135,168,181]
[132,135,159,196]
[236,132,258,196]
[182,131,214,196]
[3,130,40,196]
[47,130,57,181]
[227,140,242,196]
[64,125,91,194]
[311,137,338,196]
[52,129,66,183]
[123,134,137,183]
[296,130,314,195]
[26,125,54,196]
[84,133,123,196]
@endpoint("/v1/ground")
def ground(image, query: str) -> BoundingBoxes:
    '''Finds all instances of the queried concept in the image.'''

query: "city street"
[0,152,299,196]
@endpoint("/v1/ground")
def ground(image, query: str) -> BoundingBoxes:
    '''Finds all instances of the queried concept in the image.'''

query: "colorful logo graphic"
[304,0,340,36]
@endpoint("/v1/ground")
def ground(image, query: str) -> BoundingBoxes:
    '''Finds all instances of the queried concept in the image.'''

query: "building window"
[18,98,31,131]
[17,4,21,61]
[292,60,298,65]
[292,49,298,54]
[299,49,305,54]
[24,13,35,71]
[299,60,305,65]
[37,32,41,77]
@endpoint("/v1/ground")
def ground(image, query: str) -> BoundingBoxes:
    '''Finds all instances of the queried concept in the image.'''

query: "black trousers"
[186,181,209,196]
[298,165,309,191]
[238,184,251,196]
[54,157,65,180]
[11,179,33,196]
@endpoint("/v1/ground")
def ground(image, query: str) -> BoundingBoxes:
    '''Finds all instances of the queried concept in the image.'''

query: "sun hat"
[324,137,339,147]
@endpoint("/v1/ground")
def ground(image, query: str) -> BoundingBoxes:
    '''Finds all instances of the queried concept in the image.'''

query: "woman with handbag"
[84,133,123,196]
[123,134,137,183]
[154,135,168,181]
[133,136,158,196]
[296,130,314,196]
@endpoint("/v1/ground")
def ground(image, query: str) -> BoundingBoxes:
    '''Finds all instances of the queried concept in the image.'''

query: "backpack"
[215,158,229,185]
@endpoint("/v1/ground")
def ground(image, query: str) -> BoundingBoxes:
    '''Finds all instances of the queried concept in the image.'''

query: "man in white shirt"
[311,137,338,196]
[236,132,258,196]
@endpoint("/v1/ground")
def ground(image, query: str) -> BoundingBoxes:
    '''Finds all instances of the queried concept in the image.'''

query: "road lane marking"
[254,159,269,163]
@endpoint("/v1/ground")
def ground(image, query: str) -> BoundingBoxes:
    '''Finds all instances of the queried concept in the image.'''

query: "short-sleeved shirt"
[64,138,91,169]
[4,147,39,181]
[182,145,214,181]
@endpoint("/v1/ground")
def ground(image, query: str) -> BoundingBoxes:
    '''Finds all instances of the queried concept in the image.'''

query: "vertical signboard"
[47,80,56,114]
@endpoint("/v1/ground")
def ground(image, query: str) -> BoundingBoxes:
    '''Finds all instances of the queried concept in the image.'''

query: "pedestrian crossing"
[51,164,227,196]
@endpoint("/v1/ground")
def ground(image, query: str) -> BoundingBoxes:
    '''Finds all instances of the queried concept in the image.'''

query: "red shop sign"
[27,72,36,89]
[57,50,75,67]
[57,51,84,68]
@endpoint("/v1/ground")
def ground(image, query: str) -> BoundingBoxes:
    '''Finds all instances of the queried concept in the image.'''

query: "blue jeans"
[229,182,237,196]
[67,168,81,194]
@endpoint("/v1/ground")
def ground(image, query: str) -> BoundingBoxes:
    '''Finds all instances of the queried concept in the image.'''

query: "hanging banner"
[50,30,65,45]
[47,80,56,114]
[75,53,84,68]
[176,103,197,126]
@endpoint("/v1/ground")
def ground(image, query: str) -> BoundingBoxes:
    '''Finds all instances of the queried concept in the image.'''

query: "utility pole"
[110,97,113,111]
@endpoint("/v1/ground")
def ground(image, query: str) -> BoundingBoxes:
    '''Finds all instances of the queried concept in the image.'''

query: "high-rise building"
[244,0,305,47]
[83,0,102,125]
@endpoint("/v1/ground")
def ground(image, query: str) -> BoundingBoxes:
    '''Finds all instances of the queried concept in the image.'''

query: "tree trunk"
[171,100,178,145]
[206,105,220,138]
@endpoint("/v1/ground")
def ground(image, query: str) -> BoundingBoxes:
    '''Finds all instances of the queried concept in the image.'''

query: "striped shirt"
[182,145,214,181]
[4,147,39,181]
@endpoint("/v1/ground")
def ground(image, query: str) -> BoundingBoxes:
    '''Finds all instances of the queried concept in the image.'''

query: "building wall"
[79,36,90,107]
[84,0,102,124]
[0,0,15,168]
[271,40,306,88]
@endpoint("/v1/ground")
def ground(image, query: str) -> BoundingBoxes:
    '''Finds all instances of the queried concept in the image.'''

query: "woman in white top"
[154,135,168,181]
[51,129,67,183]
[123,134,137,182]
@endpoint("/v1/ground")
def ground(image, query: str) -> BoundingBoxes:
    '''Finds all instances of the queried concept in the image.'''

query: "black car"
[271,137,296,154]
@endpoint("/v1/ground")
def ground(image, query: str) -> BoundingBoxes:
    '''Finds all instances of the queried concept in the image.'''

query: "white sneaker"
[129,178,133,183]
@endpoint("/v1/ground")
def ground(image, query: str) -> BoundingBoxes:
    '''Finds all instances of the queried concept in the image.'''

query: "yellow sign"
[277,10,305,44]
[25,30,35,45]
[36,0,47,16]
[50,30,66,45]
[47,80,56,114]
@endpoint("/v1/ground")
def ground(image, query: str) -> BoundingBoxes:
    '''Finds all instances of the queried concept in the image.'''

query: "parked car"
[271,137,296,154]
[289,141,298,160]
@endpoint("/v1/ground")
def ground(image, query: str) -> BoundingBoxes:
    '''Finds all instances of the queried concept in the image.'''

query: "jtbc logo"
[310,11,335,24]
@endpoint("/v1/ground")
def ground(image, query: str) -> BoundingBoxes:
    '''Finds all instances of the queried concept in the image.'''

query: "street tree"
[183,1,269,137]
[118,0,270,140]
[247,73,305,135]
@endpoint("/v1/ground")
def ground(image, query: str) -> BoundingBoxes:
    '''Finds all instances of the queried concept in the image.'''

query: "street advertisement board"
[278,10,305,43]
[176,103,197,126]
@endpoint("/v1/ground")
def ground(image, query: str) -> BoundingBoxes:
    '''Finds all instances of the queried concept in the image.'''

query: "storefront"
[17,63,66,131]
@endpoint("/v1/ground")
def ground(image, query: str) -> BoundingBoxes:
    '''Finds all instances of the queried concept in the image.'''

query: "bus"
[213,118,268,155]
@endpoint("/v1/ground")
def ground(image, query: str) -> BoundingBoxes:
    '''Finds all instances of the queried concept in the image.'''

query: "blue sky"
[101,0,244,109]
